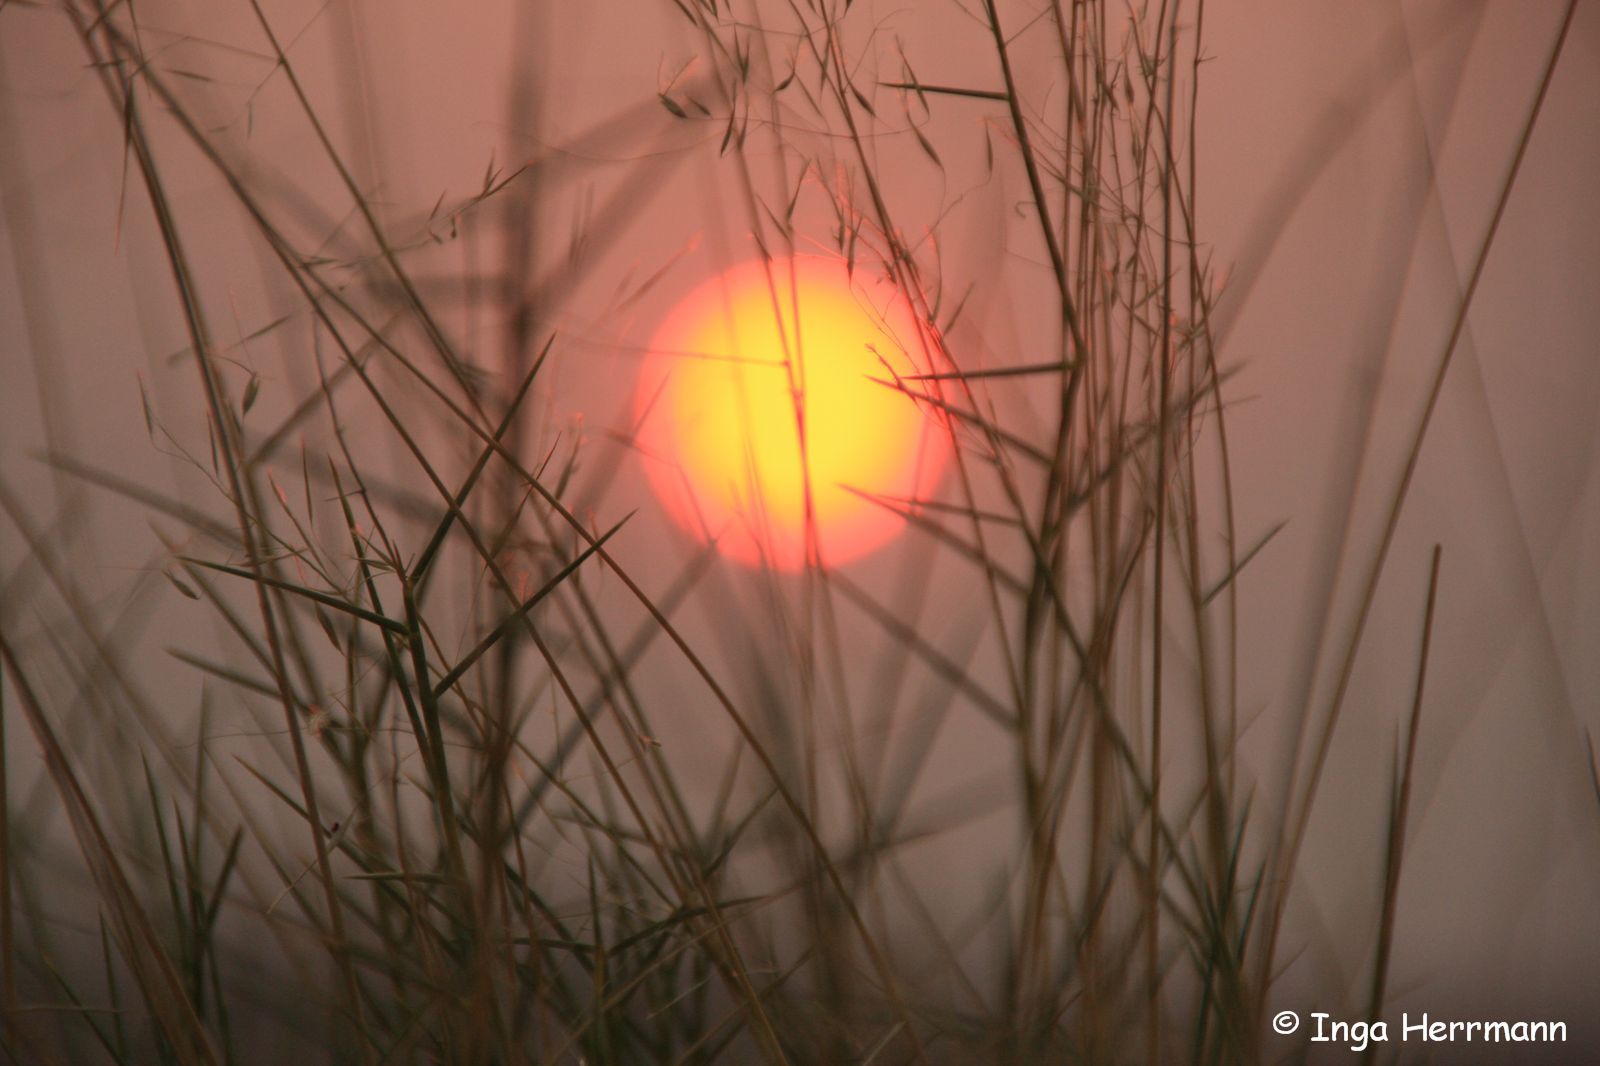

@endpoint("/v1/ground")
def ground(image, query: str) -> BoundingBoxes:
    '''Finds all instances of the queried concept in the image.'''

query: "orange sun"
[635,255,949,570]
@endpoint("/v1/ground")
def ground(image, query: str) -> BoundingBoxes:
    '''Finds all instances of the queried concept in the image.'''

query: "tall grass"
[0,0,1589,1063]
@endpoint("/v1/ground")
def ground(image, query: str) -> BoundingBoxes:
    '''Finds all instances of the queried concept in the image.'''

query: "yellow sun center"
[635,256,948,570]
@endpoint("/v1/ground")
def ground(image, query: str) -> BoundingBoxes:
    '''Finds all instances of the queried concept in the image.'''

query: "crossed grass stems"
[0,0,1586,1062]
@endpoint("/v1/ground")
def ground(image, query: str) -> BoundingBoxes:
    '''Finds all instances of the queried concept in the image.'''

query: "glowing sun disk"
[636,256,947,569]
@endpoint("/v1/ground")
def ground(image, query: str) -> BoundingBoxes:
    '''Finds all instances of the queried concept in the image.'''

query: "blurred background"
[2,0,1599,1061]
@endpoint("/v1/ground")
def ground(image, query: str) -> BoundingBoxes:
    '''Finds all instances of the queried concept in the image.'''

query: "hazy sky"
[3,0,1599,1045]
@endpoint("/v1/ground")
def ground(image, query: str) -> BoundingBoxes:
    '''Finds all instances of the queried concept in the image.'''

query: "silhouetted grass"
[0,0,1587,1063]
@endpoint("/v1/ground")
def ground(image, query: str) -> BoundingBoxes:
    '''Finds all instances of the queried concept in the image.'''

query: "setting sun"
[635,256,949,570]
